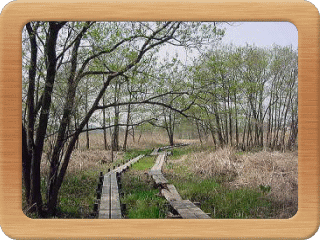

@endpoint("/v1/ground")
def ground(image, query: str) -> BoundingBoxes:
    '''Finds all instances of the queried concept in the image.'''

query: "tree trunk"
[22,125,31,205]
[24,22,38,208]
[46,22,90,216]
[46,73,116,216]
[168,131,174,146]
[123,103,131,151]
[30,22,65,216]
[112,82,120,151]
[85,78,90,149]
[102,94,108,150]
[227,90,233,146]
[234,92,239,148]
[112,105,120,151]
[195,120,203,145]
[214,105,224,147]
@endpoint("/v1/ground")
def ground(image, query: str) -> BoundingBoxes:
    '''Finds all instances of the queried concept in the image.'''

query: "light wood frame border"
[0,0,319,239]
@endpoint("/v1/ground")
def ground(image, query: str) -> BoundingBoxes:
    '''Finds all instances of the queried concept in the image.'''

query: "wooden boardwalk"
[98,172,121,219]
[150,148,160,156]
[98,155,144,219]
[149,151,210,219]
[149,152,169,186]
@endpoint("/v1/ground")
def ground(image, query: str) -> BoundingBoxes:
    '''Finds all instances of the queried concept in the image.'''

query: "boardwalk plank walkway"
[98,155,144,219]
[149,150,210,219]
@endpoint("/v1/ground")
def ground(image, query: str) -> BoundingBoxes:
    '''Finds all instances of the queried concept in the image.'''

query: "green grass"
[169,145,213,159]
[56,170,99,218]
[124,187,167,219]
[23,162,114,218]
[164,156,273,219]
[131,156,156,170]
[120,156,168,219]
[123,148,153,161]
[54,152,156,218]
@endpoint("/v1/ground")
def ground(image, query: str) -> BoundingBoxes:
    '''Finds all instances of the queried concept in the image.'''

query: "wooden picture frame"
[0,0,319,239]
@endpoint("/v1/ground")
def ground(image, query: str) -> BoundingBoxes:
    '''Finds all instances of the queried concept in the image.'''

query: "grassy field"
[23,132,298,219]
[163,146,298,219]
[119,156,168,218]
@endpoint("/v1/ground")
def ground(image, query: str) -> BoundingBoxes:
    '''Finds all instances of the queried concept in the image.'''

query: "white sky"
[159,21,299,64]
[220,22,298,49]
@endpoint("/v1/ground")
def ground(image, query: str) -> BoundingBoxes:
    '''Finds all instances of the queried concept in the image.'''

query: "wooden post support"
[96,190,101,199]
[99,172,104,183]
[97,182,102,191]
[93,200,99,212]
[121,203,126,215]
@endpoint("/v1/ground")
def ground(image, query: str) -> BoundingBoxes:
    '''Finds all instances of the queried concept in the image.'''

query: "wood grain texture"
[0,0,319,239]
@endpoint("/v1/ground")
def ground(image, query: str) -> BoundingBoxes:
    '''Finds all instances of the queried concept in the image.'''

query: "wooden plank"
[150,148,159,155]
[113,154,144,174]
[170,200,211,219]
[99,196,111,210]
[99,172,111,219]
[150,153,166,173]
[110,210,122,219]
[161,184,182,202]
[148,151,210,219]
[170,201,197,219]
[99,155,144,218]
[109,172,121,218]
[98,210,110,219]
[166,185,182,200]
[152,174,168,185]
[103,173,111,184]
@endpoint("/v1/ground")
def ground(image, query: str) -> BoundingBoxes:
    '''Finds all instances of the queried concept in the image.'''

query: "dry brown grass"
[76,131,171,150]
[186,147,298,218]
[67,149,124,174]
[40,131,171,176]
[41,149,124,176]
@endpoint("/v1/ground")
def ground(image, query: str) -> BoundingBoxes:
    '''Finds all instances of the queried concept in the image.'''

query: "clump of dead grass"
[189,147,238,179]
[41,149,122,176]
[188,147,298,218]
[76,131,171,150]
[67,149,117,173]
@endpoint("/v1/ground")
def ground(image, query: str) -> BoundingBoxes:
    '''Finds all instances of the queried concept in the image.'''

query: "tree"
[22,21,224,216]
[188,44,298,150]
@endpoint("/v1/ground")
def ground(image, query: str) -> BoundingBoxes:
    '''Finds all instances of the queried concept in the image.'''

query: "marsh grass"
[164,146,298,219]
[76,131,172,151]
[120,156,168,218]
[25,132,297,219]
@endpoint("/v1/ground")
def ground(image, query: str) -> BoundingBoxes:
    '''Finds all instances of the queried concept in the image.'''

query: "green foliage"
[167,170,272,219]
[120,156,168,218]
[123,148,153,161]
[123,188,167,219]
[56,170,99,218]
[259,185,271,194]
[170,145,213,159]
[131,156,156,170]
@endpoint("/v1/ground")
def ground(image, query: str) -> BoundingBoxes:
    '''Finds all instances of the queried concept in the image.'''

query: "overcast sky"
[220,22,298,49]
[159,21,299,64]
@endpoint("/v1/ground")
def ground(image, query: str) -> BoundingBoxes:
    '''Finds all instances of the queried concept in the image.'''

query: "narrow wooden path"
[149,152,169,186]
[149,151,211,219]
[98,155,144,219]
